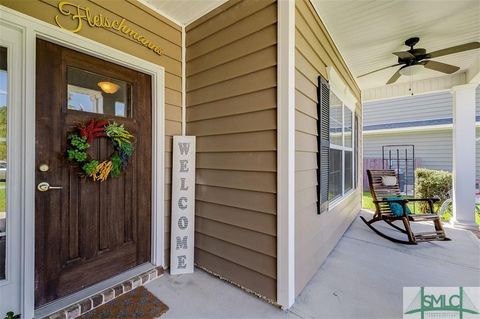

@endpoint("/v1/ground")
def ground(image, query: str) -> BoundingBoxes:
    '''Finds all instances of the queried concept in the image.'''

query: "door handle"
[37,182,63,192]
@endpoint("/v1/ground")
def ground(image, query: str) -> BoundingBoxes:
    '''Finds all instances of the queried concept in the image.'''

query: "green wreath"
[66,119,135,182]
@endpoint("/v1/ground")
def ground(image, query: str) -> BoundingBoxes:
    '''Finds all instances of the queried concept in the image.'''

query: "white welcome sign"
[170,136,196,274]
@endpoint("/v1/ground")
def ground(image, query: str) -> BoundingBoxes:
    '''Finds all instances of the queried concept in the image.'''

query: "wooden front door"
[35,39,152,307]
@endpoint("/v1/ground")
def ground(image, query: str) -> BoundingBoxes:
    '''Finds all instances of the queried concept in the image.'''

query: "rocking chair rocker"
[361,169,450,244]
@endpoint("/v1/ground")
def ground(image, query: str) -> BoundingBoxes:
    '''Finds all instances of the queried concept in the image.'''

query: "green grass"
[362,191,480,224]
[0,182,5,213]
[362,192,376,210]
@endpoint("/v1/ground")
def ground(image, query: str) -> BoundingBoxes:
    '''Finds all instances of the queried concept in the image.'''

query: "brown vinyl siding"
[0,0,182,265]
[294,0,362,296]
[186,0,278,300]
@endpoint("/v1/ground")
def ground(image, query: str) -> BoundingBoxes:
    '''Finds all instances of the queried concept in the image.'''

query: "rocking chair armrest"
[407,198,440,203]
[373,199,410,217]
[373,199,408,204]
[406,198,439,214]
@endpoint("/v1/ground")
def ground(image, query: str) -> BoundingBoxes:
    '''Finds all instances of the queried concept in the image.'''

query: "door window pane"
[67,67,131,117]
[329,149,342,200]
[0,46,7,280]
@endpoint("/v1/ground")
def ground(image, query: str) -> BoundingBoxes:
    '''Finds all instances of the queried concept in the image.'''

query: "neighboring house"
[363,87,480,186]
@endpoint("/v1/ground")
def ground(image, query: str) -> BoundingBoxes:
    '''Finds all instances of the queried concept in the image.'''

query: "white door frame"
[0,6,166,318]
[0,20,24,316]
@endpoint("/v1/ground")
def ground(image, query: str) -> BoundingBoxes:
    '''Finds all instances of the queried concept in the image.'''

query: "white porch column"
[450,83,478,230]
[277,0,295,309]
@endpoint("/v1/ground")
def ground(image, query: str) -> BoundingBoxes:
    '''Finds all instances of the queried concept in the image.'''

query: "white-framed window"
[317,68,358,214]
[328,91,355,202]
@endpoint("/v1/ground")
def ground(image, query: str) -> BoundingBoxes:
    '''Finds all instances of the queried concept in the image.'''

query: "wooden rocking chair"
[360,169,450,244]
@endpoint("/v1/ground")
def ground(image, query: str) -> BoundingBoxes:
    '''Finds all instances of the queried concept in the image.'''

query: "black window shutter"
[354,113,359,189]
[317,75,330,214]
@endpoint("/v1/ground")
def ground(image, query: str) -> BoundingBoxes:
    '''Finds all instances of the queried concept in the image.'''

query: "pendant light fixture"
[97,81,120,94]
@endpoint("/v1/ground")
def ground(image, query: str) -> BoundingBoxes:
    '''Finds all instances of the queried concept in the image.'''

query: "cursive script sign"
[54,1,164,56]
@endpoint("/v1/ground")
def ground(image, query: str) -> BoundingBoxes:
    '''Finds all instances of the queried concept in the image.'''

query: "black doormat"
[79,286,169,319]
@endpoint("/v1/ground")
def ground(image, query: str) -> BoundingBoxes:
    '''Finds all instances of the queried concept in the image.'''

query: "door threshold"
[34,263,163,319]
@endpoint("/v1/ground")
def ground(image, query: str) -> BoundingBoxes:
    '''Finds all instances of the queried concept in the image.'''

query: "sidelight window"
[0,46,7,280]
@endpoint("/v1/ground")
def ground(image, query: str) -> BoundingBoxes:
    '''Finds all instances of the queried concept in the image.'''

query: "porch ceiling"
[311,0,480,90]
[142,0,228,25]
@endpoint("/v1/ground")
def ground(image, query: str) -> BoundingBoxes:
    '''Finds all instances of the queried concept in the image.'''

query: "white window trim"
[328,93,356,205]
[0,22,23,297]
[345,107,355,194]
[329,188,356,210]
[325,65,358,208]
[327,66,357,112]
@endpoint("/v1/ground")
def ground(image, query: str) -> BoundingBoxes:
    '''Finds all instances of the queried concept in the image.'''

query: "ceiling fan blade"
[427,42,480,58]
[422,60,460,74]
[386,69,401,85]
[357,64,402,78]
[393,51,415,60]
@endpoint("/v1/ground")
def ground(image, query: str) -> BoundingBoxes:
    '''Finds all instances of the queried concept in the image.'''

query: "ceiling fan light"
[399,64,424,76]
[97,81,120,94]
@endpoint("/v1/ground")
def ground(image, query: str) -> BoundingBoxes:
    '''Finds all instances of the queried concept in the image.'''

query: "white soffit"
[311,0,480,90]
[143,0,229,26]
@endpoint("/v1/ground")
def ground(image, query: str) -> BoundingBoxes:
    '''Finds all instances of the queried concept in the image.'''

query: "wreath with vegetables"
[66,119,135,182]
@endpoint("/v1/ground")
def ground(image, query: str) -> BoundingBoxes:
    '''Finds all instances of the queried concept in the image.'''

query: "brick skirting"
[47,266,164,319]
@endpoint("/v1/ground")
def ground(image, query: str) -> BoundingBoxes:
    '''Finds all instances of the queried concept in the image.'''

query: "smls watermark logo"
[403,287,480,319]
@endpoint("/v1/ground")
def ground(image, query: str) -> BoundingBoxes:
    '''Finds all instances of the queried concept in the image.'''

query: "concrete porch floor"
[146,210,480,319]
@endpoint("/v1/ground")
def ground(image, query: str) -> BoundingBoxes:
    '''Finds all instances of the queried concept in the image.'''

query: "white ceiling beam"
[467,55,480,84]
[362,72,467,101]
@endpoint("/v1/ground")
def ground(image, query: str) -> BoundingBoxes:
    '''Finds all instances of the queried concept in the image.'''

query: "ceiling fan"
[358,37,480,84]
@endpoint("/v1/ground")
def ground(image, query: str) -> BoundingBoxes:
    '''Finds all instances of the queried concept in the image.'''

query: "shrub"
[415,168,452,213]
[4,312,20,319]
